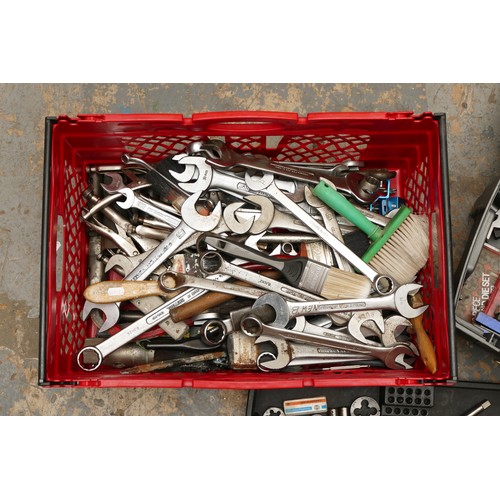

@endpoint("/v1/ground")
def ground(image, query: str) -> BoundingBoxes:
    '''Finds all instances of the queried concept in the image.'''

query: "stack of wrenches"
[77,139,431,375]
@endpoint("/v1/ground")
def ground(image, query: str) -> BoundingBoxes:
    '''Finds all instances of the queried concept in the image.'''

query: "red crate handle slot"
[191,111,299,133]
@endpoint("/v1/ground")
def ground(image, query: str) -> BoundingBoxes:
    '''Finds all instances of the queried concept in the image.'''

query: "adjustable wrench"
[244,171,394,295]
[241,317,418,370]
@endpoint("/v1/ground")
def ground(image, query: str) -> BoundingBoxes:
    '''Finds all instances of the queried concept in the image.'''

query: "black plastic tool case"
[246,176,500,415]
[246,383,500,416]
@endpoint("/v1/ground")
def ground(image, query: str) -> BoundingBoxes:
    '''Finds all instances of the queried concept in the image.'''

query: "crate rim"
[38,111,457,388]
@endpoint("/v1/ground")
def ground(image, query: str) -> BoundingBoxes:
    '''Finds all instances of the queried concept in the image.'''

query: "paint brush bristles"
[201,234,372,299]
[368,214,429,285]
[313,179,430,285]
[319,266,373,300]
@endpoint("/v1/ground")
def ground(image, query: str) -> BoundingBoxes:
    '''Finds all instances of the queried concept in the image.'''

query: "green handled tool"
[313,178,412,263]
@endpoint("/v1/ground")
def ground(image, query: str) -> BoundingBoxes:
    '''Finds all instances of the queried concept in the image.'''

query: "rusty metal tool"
[243,318,418,370]
[120,351,226,375]
[255,335,375,371]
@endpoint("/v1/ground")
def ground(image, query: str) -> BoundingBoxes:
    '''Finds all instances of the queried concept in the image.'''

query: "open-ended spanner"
[242,317,417,369]
[244,171,395,295]
[223,195,315,235]
[121,153,191,201]
[100,171,152,194]
[116,188,182,229]
[123,191,221,283]
[173,156,304,203]
[291,315,379,346]
[255,335,377,371]
[245,284,427,330]
[348,312,411,346]
[81,192,222,334]
[83,175,151,220]
[200,142,383,204]
[84,252,186,338]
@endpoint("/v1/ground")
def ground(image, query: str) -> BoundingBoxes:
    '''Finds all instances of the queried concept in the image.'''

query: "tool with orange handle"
[409,292,437,374]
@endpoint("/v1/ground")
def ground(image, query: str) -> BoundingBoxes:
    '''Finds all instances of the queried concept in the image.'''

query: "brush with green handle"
[313,178,430,286]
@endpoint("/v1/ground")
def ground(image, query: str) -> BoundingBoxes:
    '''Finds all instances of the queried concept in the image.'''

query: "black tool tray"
[246,382,500,416]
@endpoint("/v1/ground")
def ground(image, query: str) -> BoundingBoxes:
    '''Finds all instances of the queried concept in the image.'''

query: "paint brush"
[313,178,430,285]
[200,234,372,300]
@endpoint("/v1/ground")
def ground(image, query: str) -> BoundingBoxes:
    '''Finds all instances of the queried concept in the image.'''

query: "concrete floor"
[0,83,499,415]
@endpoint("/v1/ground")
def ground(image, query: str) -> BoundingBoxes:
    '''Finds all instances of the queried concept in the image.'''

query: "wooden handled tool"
[84,280,180,303]
[84,270,281,315]
[169,270,280,322]
[409,292,437,374]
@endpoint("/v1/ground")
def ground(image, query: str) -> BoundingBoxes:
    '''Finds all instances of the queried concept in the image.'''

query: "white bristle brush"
[313,178,430,285]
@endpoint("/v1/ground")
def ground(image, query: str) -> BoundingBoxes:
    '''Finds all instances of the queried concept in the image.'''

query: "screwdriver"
[465,400,492,416]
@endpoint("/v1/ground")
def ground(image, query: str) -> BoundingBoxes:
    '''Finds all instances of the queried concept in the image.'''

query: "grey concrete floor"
[0,83,499,415]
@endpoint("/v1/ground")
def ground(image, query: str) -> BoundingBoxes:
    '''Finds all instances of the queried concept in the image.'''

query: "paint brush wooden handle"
[170,270,281,322]
[84,280,179,303]
[409,292,437,374]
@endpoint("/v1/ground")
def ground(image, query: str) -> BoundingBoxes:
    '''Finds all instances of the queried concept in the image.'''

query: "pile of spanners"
[77,139,429,374]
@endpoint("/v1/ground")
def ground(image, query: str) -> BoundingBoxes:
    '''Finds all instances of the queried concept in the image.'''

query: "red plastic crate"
[38,111,456,388]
